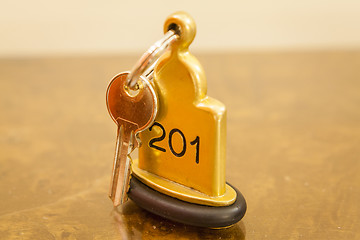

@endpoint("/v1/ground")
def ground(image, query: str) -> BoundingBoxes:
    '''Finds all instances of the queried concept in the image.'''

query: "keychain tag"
[133,12,236,206]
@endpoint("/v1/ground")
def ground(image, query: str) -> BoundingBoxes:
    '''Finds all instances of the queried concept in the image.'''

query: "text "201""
[148,122,200,164]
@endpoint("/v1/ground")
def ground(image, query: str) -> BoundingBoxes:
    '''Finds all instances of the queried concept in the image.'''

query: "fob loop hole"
[163,11,196,50]
[167,23,181,36]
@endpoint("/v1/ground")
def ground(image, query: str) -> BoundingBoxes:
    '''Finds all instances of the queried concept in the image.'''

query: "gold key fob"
[128,12,246,228]
[134,12,235,205]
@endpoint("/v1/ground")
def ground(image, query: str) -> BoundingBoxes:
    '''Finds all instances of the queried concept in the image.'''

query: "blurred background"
[1,0,360,57]
[1,1,360,239]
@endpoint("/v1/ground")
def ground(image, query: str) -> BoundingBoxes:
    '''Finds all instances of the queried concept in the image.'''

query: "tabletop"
[0,51,359,239]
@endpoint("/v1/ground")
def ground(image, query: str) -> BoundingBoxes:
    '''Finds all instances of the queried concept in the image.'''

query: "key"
[106,71,157,206]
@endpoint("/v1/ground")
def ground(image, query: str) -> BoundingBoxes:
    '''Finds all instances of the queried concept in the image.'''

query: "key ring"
[126,29,179,90]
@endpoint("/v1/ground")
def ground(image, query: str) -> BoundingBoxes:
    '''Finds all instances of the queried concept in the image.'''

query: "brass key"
[106,71,157,206]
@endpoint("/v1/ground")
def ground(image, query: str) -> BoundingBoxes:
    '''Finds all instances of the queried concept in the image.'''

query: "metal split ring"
[126,30,179,90]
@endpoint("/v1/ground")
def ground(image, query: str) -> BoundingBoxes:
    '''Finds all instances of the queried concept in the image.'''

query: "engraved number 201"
[149,122,200,164]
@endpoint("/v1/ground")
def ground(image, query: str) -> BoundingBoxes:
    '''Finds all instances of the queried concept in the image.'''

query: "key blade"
[109,121,137,206]
[108,125,124,203]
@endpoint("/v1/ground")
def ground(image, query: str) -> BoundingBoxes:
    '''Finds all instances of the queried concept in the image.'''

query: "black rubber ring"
[128,177,247,228]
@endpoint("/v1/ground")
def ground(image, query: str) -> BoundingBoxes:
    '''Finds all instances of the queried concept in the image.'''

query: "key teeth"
[126,173,132,194]
[125,159,133,199]
[134,133,142,148]
[122,159,133,204]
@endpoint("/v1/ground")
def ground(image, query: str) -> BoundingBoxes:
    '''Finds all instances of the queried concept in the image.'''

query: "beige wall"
[1,0,360,57]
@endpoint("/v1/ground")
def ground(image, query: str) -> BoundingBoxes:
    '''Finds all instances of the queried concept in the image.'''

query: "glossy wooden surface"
[0,51,359,239]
